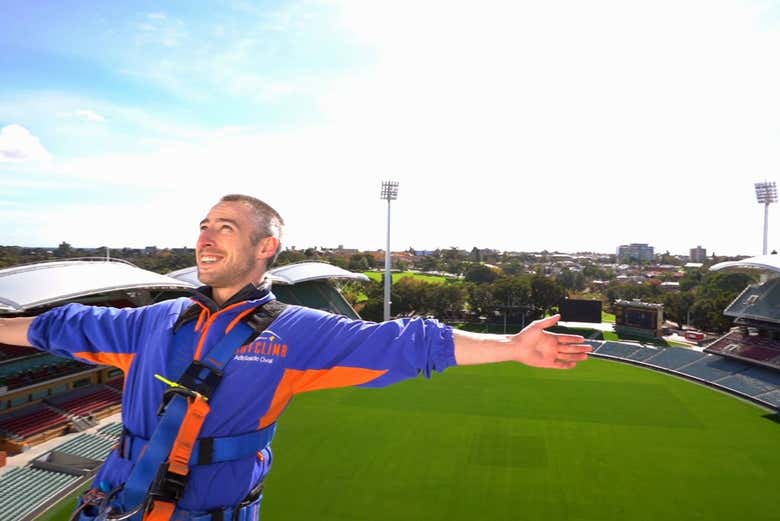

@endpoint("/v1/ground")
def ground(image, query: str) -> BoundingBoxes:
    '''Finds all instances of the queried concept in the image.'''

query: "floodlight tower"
[380,181,399,321]
[754,181,777,255]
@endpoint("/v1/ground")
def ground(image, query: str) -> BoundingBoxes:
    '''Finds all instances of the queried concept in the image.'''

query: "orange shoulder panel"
[259,366,387,428]
[73,351,136,375]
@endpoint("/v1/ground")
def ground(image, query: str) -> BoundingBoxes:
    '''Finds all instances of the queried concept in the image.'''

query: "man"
[0,194,591,521]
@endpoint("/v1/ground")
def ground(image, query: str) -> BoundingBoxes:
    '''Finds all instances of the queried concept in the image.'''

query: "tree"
[55,241,73,258]
[417,255,441,273]
[530,275,566,315]
[583,264,613,281]
[429,284,466,319]
[348,254,372,272]
[501,260,525,276]
[464,264,498,284]
[556,269,586,292]
[663,291,695,327]
[465,282,496,316]
[394,259,409,272]
[680,268,706,291]
[391,277,431,315]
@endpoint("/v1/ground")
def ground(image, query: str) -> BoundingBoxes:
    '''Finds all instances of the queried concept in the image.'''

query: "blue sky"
[2,0,780,256]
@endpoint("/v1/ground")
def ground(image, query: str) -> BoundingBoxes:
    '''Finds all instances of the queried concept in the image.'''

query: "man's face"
[196,201,263,295]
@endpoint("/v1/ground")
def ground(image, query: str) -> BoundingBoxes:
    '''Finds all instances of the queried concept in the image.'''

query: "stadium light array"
[754,181,777,255]
[380,181,399,321]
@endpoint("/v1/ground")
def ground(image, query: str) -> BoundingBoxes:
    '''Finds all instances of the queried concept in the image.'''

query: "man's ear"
[257,236,280,263]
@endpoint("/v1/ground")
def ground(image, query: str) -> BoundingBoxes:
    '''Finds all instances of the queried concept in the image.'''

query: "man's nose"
[197,230,215,248]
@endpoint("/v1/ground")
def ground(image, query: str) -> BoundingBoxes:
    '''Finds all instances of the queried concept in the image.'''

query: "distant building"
[690,245,707,262]
[616,243,655,263]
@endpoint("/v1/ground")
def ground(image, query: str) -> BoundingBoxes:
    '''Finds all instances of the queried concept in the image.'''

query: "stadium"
[1,258,779,521]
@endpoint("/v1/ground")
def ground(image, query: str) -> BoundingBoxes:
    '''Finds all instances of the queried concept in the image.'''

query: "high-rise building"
[617,243,655,263]
[690,245,707,262]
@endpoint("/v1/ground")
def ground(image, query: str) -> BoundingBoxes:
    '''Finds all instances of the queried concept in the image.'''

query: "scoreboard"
[559,299,603,323]
[614,299,664,337]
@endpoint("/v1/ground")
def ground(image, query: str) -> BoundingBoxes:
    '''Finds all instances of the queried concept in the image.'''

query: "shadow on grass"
[761,412,780,425]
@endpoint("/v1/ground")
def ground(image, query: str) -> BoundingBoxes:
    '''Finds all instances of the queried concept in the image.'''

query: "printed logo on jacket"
[234,330,288,364]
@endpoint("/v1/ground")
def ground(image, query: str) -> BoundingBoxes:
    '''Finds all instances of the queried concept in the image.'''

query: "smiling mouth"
[199,254,223,265]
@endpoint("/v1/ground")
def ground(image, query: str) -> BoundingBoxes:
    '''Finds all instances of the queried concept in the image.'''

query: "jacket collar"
[192,279,273,312]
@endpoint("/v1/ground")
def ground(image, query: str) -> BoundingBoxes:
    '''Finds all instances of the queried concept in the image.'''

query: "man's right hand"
[0,317,35,347]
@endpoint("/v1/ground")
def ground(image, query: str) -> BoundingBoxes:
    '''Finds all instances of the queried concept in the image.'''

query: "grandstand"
[705,255,780,370]
[3,257,780,520]
[47,384,122,420]
[0,259,367,459]
[589,342,780,409]
[0,421,123,521]
[585,254,780,411]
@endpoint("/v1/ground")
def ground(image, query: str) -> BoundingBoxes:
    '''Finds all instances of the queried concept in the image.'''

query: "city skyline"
[2,1,779,256]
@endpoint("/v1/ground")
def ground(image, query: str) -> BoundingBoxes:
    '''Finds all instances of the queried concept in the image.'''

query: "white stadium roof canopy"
[709,254,780,275]
[0,259,195,313]
[167,261,370,287]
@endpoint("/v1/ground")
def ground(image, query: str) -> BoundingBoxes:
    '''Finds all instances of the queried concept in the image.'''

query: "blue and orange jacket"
[27,284,456,512]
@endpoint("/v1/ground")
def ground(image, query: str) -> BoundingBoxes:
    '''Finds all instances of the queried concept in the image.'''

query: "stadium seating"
[594,341,641,358]
[55,432,117,461]
[0,343,38,361]
[105,377,124,391]
[48,386,121,418]
[741,366,780,386]
[0,404,71,439]
[0,355,87,390]
[755,389,780,408]
[715,373,777,397]
[0,466,81,521]
[590,340,780,410]
[643,348,707,371]
[624,346,659,361]
[705,329,780,370]
[677,355,750,382]
[97,421,123,438]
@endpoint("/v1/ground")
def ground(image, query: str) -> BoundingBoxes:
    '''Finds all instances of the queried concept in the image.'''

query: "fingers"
[558,344,593,354]
[556,351,590,362]
[534,314,560,329]
[554,334,586,345]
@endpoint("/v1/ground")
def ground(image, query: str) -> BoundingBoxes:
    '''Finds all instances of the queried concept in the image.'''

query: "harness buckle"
[179,360,224,400]
[156,386,199,416]
[149,462,189,505]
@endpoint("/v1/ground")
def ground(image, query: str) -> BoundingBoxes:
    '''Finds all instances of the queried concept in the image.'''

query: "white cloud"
[134,12,187,48]
[0,125,52,163]
[56,109,106,122]
[5,0,780,255]
[74,109,106,122]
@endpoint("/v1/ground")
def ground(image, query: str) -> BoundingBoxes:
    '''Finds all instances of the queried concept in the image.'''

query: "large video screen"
[623,308,656,329]
[559,299,602,323]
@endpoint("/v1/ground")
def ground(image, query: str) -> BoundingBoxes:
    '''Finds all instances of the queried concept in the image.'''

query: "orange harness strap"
[144,500,176,521]
[142,395,211,521]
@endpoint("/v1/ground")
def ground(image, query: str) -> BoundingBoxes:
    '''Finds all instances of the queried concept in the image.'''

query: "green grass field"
[261,359,780,521]
[45,359,780,521]
[363,271,452,284]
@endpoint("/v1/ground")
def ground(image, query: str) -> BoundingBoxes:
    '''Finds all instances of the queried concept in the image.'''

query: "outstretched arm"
[453,315,592,369]
[0,317,35,347]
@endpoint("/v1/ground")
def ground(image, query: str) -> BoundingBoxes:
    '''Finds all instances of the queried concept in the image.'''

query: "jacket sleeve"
[27,301,180,374]
[275,306,457,390]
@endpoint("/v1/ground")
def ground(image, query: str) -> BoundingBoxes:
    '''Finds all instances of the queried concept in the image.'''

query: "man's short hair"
[219,194,284,263]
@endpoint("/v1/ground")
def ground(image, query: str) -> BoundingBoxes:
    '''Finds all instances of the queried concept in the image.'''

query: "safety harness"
[72,297,288,521]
